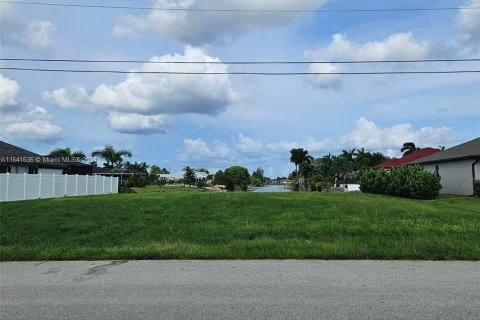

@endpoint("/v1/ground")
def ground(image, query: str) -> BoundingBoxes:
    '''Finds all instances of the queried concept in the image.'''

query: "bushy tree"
[250,176,263,187]
[213,170,225,185]
[125,174,148,188]
[252,167,266,186]
[224,166,250,191]
[183,166,196,186]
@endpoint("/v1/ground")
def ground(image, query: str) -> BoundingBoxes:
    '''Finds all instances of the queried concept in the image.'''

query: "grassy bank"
[1,187,479,260]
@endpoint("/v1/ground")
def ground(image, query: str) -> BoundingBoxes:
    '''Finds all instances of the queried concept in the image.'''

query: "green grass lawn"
[1,187,479,260]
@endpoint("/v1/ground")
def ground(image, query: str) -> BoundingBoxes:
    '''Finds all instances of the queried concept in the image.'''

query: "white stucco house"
[408,137,480,196]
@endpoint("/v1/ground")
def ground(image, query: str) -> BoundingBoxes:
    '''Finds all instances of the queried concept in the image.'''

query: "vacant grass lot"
[1,187,479,260]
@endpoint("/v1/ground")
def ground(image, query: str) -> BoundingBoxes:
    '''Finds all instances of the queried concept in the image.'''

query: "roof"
[92,167,146,175]
[375,148,441,169]
[159,171,208,180]
[0,140,67,168]
[408,137,480,165]
[0,140,41,158]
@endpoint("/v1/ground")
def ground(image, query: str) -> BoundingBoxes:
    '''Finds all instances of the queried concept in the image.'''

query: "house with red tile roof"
[374,148,441,170]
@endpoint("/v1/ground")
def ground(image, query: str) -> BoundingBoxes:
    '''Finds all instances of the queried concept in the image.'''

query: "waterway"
[250,184,292,192]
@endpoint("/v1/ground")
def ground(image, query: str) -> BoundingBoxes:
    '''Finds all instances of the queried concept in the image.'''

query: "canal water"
[251,184,291,192]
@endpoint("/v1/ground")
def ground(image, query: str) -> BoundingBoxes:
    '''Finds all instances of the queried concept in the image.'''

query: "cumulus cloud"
[42,85,88,109]
[0,74,20,109]
[180,138,232,164]
[341,117,455,149]
[457,0,480,49]
[177,118,456,171]
[44,47,240,134]
[107,112,171,134]
[304,32,446,89]
[0,3,55,52]
[0,74,62,142]
[2,121,63,142]
[266,137,333,154]
[89,47,239,114]
[113,0,328,45]
[236,133,262,154]
[25,21,55,52]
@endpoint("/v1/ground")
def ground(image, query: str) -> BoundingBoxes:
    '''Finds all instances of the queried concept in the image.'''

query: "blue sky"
[1,0,479,177]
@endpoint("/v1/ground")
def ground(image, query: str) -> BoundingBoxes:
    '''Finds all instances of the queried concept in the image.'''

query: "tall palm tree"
[333,155,354,178]
[91,145,132,169]
[290,148,311,173]
[401,142,419,157]
[354,147,371,171]
[341,149,356,162]
[49,147,86,161]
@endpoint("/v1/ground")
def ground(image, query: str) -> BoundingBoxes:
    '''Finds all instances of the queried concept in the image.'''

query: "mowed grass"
[0,187,479,260]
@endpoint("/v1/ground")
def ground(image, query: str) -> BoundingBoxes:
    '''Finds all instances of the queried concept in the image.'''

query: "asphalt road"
[1,260,479,320]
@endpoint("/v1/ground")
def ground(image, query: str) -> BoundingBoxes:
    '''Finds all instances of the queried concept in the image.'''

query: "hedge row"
[474,179,480,197]
[359,165,441,200]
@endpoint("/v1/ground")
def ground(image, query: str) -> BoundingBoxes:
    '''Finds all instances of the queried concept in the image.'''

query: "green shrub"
[474,179,480,197]
[360,165,441,200]
[125,174,148,188]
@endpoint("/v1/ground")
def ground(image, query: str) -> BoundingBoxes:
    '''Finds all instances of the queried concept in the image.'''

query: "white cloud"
[107,112,171,134]
[180,138,232,163]
[45,47,241,134]
[42,85,88,109]
[43,47,240,115]
[236,133,262,154]
[305,32,446,89]
[0,3,55,52]
[0,74,63,142]
[457,0,480,49]
[89,47,240,115]
[113,0,329,45]
[266,136,334,154]
[305,63,345,90]
[2,121,63,142]
[0,74,20,109]
[341,117,455,149]
[25,20,55,52]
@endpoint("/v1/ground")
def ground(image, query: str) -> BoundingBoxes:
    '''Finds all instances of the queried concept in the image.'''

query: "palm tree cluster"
[91,145,132,169]
[289,147,389,191]
[48,147,86,161]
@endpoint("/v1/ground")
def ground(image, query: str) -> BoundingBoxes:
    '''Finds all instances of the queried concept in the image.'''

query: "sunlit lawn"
[1,187,479,260]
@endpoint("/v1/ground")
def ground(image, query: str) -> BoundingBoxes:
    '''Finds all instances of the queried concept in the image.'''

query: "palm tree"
[290,148,311,173]
[91,145,132,169]
[401,142,419,157]
[354,147,371,171]
[341,149,356,162]
[49,147,86,161]
[333,155,354,178]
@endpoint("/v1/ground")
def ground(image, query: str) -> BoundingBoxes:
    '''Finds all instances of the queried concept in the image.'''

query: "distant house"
[407,137,480,196]
[159,171,208,181]
[375,148,440,170]
[0,141,92,175]
[92,167,147,184]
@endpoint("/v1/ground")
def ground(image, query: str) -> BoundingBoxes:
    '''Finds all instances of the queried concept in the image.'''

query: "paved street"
[1,260,479,319]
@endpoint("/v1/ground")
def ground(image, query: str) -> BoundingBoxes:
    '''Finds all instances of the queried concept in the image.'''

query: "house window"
[28,167,38,174]
[0,166,11,173]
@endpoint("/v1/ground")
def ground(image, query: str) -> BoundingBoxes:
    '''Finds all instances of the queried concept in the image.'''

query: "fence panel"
[0,174,118,202]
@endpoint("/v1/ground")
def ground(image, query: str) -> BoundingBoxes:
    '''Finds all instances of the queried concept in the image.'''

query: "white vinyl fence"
[0,174,119,202]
